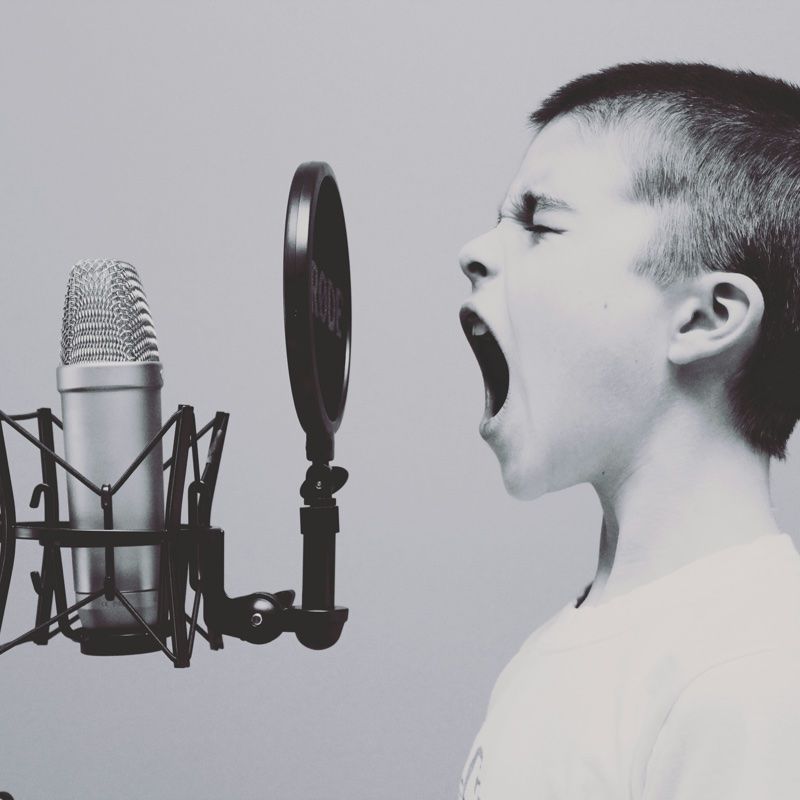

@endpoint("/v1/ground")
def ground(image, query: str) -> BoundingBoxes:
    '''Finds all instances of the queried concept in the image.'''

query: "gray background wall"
[1,2,799,798]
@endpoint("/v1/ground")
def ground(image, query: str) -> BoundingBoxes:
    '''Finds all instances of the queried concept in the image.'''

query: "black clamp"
[300,505,340,536]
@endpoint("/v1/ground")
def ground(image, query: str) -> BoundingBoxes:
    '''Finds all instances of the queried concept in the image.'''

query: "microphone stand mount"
[0,404,349,668]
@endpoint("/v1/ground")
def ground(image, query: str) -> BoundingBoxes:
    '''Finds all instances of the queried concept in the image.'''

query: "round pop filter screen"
[284,162,351,463]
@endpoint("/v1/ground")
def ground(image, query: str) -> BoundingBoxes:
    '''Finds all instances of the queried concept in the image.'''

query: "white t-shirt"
[459,532,800,799]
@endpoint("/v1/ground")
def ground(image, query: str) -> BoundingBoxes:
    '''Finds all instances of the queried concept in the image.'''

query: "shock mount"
[0,404,348,667]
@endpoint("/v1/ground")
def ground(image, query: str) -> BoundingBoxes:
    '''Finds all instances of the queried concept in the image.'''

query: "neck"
[581,407,780,607]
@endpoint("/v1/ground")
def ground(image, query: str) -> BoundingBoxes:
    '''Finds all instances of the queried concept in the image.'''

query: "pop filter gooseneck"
[283,162,350,648]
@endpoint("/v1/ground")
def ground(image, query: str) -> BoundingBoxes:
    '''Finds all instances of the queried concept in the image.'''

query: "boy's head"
[459,62,800,499]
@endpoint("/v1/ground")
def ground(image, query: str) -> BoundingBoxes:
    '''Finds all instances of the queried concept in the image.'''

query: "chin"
[497,441,582,500]
[498,455,548,501]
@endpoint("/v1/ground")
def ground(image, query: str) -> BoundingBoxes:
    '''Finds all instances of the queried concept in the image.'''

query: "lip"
[459,304,511,427]
[479,398,510,441]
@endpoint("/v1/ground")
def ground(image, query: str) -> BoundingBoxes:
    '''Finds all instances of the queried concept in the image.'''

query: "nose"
[459,228,502,288]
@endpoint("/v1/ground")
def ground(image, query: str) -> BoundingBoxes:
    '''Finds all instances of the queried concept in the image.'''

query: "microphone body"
[57,259,165,631]
[57,363,164,629]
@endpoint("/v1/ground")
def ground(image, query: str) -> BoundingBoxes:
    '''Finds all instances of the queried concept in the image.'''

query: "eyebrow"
[497,190,575,224]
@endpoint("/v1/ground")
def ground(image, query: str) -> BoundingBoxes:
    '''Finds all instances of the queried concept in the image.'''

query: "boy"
[458,62,800,799]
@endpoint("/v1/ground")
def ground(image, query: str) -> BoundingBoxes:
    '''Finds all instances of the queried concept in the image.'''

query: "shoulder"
[485,603,574,712]
[667,646,800,725]
[642,647,800,799]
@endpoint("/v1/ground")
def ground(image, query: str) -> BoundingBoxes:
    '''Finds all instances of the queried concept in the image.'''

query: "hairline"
[530,105,703,287]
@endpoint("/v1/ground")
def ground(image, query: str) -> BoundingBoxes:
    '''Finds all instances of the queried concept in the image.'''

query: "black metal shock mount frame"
[0,405,348,668]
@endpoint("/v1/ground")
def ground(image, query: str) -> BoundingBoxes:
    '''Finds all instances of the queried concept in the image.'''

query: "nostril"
[464,260,488,280]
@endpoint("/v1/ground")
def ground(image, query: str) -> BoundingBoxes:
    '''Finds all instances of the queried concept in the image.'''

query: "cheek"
[507,266,665,410]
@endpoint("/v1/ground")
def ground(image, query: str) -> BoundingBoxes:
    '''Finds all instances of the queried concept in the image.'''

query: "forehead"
[506,115,634,211]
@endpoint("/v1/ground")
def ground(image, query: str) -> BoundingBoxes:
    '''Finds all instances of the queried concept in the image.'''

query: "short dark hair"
[530,61,800,459]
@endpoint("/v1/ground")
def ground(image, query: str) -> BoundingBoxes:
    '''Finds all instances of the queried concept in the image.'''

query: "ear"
[667,272,764,367]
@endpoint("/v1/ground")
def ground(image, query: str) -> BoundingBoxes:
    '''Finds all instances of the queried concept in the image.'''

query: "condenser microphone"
[57,260,164,631]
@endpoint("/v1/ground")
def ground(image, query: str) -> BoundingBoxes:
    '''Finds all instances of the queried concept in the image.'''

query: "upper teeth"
[472,320,488,336]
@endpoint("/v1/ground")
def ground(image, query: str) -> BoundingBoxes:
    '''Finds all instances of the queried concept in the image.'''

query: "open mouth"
[459,307,510,417]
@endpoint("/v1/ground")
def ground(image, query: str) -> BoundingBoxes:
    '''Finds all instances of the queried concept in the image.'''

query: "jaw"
[492,407,546,500]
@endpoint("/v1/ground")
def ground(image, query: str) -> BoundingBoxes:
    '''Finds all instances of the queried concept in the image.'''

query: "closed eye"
[526,224,561,236]
[497,217,564,237]
[498,194,565,237]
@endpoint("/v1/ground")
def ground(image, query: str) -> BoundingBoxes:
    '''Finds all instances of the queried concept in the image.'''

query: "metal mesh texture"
[60,260,160,365]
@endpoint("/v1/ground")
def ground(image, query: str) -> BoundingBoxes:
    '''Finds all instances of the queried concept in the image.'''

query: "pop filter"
[284,162,351,464]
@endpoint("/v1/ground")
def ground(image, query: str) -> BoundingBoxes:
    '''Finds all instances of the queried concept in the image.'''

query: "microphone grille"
[60,260,160,365]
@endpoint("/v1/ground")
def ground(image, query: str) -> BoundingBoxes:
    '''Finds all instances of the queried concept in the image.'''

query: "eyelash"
[497,215,561,236]
[525,224,558,236]
[502,198,563,238]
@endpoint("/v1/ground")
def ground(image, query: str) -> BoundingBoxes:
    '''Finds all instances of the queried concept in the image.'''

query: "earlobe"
[667,272,764,367]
